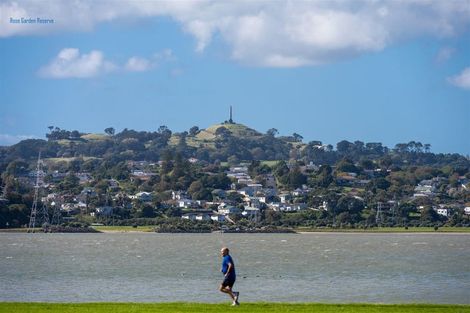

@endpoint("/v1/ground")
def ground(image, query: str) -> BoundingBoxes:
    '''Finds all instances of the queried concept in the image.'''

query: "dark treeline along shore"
[0,118,469,233]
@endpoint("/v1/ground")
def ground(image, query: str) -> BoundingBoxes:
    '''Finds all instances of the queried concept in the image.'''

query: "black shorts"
[221,276,236,288]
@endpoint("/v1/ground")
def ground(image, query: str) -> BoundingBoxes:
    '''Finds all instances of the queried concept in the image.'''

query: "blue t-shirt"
[221,255,236,278]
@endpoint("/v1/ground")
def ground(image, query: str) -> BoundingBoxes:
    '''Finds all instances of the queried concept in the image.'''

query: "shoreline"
[2,228,470,234]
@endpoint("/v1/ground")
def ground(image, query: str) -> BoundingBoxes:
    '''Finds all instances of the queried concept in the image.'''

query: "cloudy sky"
[1,0,469,154]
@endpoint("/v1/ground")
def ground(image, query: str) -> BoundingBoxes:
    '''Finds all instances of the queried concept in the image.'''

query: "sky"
[0,0,469,155]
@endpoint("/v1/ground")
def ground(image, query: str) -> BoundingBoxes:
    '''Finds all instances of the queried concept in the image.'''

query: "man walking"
[219,247,239,306]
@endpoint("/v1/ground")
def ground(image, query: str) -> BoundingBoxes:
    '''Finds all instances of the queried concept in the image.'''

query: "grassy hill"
[170,123,263,148]
[197,123,262,140]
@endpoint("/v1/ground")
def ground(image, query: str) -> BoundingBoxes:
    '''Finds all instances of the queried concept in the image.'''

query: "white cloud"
[38,48,116,78]
[0,134,37,146]
[448,67,470,90]
[125,57,153,72]
[4,1,470,67]
[39,48,174,78]
[435,47,455,63]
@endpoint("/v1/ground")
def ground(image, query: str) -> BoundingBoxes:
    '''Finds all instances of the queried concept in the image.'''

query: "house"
[292,188,309,197]
[242,206,261,221]
[250,196,266,204]
[95,206,113,216]
[108,179,119,189]
[182,211,212,221]
[413,181,437,198]
[172,190,189,200]
[319,201,329,211]
[281,203,308,212]
[218,203,241,215]
[127,160,149,169]
[81,187,97,198]
[436,207,452,217]
[195,214,211,221]
[270,202,308,212]
[51,171,67,182]
[211,214,226,222]
[131,170,155,181]
[247,183,263,189]
[181,213,197,221]
[130,192,153,202]
[178,199,198,209]
[211,189,227,200]
[279,193,291,203]
[61,203,80,214]
[464,207,470,215]
[76,172,93,184]
[188,157,199,164]
[238,178,254,185]
[336,175,357,186]
[238,186,256,197]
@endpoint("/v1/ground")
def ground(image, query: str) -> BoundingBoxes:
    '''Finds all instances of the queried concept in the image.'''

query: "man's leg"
[219,284,236,300]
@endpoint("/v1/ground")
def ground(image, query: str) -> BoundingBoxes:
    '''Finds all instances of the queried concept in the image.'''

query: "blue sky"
[1,1,469,154]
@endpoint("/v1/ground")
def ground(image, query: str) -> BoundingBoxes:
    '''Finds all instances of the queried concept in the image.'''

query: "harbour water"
[1,232,469,303]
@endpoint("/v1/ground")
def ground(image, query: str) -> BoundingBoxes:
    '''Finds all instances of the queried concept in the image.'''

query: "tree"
[292,133,303,142]
[316,165,334,188]
[105,127,115,136]
[215,127,231,139]
[286,166,307,189]
[420,207,440,224]
[309,140,322,146]
[189,126,200,136]
[336,158,359,173]
[337,140,353,154]
[424,144,431,153]
[360,159,375,170]
[141,204,156,218]
[266,128,278,137]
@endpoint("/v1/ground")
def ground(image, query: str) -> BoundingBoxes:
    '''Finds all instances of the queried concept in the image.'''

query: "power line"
[27,152,50,232]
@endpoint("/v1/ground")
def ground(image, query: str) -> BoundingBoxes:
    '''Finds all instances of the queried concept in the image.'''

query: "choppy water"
[0,232,469,303]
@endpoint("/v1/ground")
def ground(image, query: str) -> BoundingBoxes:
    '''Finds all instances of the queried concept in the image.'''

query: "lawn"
[91,225,155,232]
[1,303,469,313]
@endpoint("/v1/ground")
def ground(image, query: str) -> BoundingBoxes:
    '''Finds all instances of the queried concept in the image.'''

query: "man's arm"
[225,262,233,277]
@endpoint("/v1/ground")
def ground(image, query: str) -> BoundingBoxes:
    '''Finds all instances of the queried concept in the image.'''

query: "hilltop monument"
[228,106,234,124]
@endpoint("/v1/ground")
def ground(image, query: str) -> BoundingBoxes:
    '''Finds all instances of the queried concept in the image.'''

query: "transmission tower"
[375,202,383,226]
[27,152,49,232]
[0,182,8,203]
[390,200,399,225]
[51,201,61,226]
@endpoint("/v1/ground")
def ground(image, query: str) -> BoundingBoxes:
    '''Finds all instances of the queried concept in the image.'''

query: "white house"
[211,214,226,222]
[182,212,211,221]
[279,194,291,203]
[178,199,198,208]
[436,207,451,217]
[195,213,211,221]
[130,192,153,202]
[182,213,197,221]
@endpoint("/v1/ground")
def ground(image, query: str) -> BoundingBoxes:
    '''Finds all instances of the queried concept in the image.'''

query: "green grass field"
[1,303,469,313]
[91,226,155,232]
